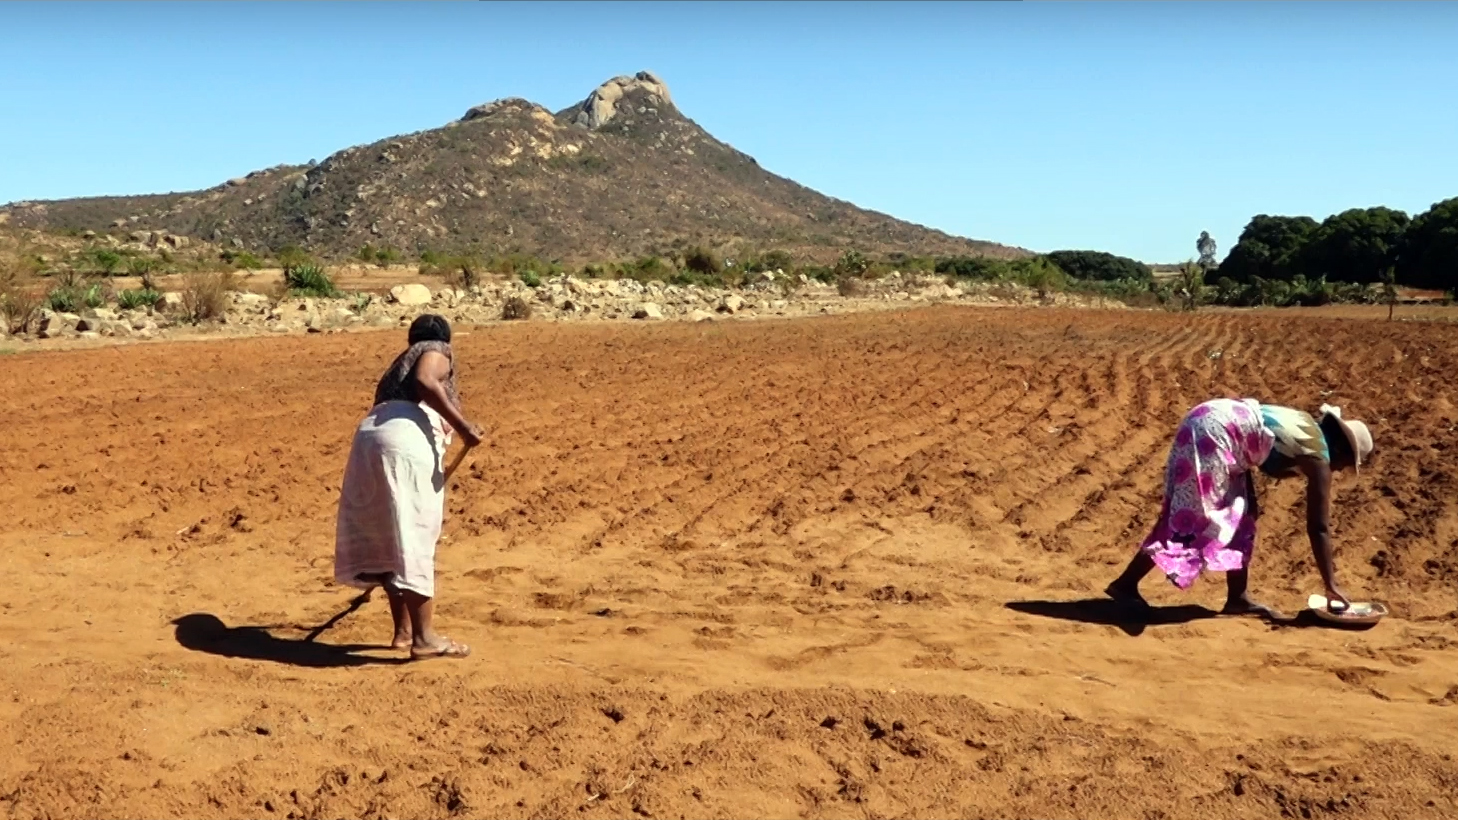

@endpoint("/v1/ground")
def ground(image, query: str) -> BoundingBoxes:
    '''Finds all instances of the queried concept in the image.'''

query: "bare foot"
[410,637,471,661]
[1221,597,1285,621]
[390,633,412,650]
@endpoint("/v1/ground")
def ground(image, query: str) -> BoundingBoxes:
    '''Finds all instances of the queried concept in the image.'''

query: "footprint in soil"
[868,585,936,604]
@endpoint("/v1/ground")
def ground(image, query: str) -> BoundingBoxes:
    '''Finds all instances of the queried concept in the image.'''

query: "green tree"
[1196,232,1218,273]
[1217,215,1320,283]
[1380,267,1398,321]
[833,249,869,278]
[1300,207,1409,284]
[935,256,1009,280]
[1396,196,1458,292]
[1043,250,1151,282]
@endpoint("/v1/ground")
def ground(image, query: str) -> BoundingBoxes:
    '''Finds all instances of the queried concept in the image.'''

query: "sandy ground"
[2,305,1457,819]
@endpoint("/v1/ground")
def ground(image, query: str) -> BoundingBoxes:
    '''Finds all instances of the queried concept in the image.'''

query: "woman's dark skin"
[378,347,484,654]
[1107,414,1359,618]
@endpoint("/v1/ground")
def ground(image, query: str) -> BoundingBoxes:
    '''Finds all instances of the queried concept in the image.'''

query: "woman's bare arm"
[414,350,482,447]
[1298,455,1347,604]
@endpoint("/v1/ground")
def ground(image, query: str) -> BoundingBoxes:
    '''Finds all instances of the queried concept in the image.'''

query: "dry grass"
[179,271,238,324]
[0,270,43,335]
[501,296,532,321]
[836,276,868,297]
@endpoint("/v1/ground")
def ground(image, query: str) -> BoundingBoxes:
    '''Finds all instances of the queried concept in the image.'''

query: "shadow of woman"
[1004,598,1219,637]
[172,605,407,668]
[1005,598,1377,636]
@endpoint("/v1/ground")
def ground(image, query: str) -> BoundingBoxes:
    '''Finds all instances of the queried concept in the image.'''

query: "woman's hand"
[1325,583,1352,611]
[459,423,485,449]
[414,351,481,445]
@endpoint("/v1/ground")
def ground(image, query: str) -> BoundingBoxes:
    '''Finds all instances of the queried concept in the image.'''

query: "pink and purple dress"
[1140,398,1329,589]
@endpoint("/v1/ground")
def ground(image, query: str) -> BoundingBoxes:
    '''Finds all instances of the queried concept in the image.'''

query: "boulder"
[162,292,183,307]
[718,294,744,314]
[37,312,78,339]
[389,284,433,306]
[689,309,714,323]
[233,292,269,308]
[570,70,674,129]
[632,302,664,320]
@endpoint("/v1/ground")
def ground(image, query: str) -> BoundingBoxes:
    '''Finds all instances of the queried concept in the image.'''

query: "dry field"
[1,304,1456,820]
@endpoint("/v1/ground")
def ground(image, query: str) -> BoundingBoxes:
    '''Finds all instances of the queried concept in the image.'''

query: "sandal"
[410,638,471,661]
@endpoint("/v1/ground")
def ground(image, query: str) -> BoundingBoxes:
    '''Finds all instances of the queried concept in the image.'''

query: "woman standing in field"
[334,314,484,660]
[1106,398,1373,618]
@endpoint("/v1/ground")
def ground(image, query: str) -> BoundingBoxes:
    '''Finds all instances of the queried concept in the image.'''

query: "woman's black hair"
[408,313,452,345]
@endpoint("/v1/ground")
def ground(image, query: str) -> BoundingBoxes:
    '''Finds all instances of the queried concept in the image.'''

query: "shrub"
[519,270,542,288]
[800,265,835,284]
[887,253,937,273]
[501,296,532,320]
[448,256,485,290]
[83,282,107,309]
[617,256,671,283]
[1044,250,1152,282]
[1173,262,1207,311]
[126,256,161,278]
[836,276,868,297]
[749,249,793,273]
[275,245,313,269]
[83,248,124,276]
[0,271,43,334]
[53,268,90,292]
[359,244,402,267]
[491,253,558,280]
[1008,257,1068,297]
[683,246,723,277]
[283,263,340,297]
[936,256,1012,280]
[179,271,237,324]
[221,250,263,271]
[833,250,869,279]
[350,292,372,314]
[48,288,80,313]
[118,288,163,310]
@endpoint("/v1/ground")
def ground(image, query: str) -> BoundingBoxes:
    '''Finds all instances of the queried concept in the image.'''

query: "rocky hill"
[1,71,1025,265]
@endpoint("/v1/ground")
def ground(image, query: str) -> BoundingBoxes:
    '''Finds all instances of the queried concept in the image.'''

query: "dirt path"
[2,305,1456,819]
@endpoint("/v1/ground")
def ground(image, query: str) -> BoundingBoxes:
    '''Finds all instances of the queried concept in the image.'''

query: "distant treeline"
[1217,197,1457,293]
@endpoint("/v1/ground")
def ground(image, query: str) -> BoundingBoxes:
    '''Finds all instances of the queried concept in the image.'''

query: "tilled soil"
[2,305,1456,819]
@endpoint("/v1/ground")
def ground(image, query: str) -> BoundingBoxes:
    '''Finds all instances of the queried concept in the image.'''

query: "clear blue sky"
[3,1,1456,263]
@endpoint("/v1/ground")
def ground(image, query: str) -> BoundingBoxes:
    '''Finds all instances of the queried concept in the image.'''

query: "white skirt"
[333,400,452,598]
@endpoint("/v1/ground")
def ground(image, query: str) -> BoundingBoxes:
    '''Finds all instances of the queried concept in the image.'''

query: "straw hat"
[1319,404,1373,472]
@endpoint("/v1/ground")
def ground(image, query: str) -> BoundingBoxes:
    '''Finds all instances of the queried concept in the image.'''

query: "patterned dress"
[374,340,461,411]
[1140,398,1329,589]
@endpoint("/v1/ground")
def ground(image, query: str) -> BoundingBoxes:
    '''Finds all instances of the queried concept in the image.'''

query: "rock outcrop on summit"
[568,70,674,129]
[1,71,1024,264]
